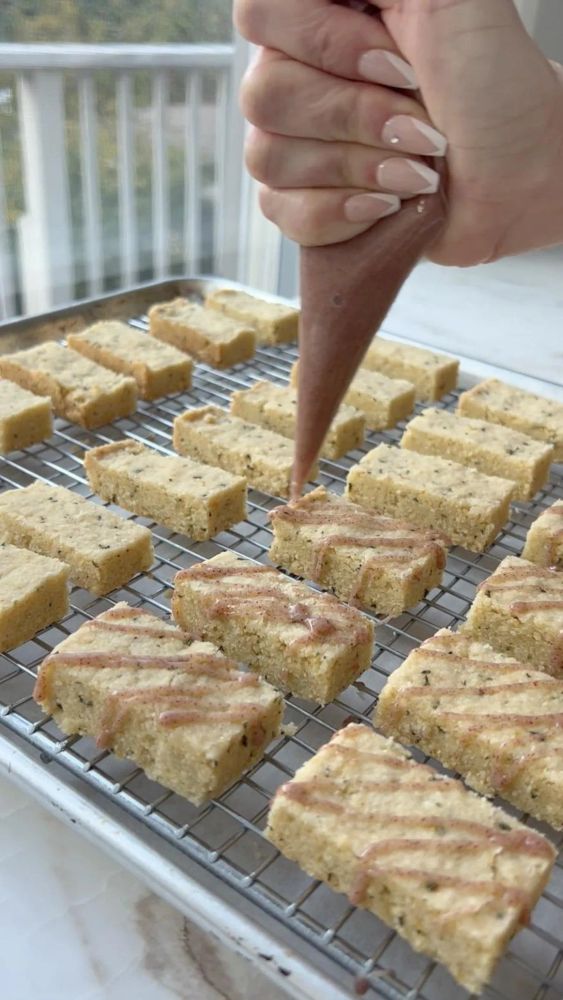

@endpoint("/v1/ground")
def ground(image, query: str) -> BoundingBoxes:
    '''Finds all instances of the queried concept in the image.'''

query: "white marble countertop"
[1,249,562,999]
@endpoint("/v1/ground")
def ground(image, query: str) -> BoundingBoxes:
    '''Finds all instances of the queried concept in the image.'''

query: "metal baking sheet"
[0,280,562,1000]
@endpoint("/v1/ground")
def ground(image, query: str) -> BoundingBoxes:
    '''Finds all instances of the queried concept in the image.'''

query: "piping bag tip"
[292,191,447,497]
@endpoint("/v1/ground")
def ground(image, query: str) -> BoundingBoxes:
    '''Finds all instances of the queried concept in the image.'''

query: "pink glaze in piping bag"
[292,2,447,497]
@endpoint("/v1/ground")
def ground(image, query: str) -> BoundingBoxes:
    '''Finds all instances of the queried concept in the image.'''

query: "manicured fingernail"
[344,193,401,223]
[377,158,440,195]
[358,50,418,89]
[382,115,448,156]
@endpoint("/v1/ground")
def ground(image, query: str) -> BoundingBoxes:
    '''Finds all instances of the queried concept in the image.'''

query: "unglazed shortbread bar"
[0,378,53,453]
[361,336,459,402]
[291,361,415,431]
[377,628,563,830]
[148,298,256,368]
[523,501,563,569]
[346,443,515,552]
[0,342,137,429]
[269,487,448,616]
[266,723,555,995]
[34,602,283,805]
[463,555,563,676]
[402,407,553,501]
[205,287,298,345]
[172,550,374,704]
[173,405,318,498]
[459,378,563,461]
[68,321,192,401]
[0,482,153,596]
[0,542,69,652]
[85,439,246,541]
[230,380,365,460]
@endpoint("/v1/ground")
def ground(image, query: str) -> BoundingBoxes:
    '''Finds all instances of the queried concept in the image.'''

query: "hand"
[236,0,563,266]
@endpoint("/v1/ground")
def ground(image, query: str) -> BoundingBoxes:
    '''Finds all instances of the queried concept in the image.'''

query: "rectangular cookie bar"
[34,602,283,805]
[205,287,298,344]
[85,439,246,541]
[346,443,515,552]
[401,407,553,501]
[0,342,137,429]
[376,628,563,830]
[459,378,563,461]
[266,723,555,995]
[68,320,192,401]
[362,336,459,401]
[148,298,256,368]
[230,380,365,460]
[523,501,563,569]
[0,542,69,652]
[172,550,374,704]
[291,361,415,431]
[0,482,153,596]
[463,555,563,676]
[0,378,53,453]
[269,486,447,616]
[173,405,318,498]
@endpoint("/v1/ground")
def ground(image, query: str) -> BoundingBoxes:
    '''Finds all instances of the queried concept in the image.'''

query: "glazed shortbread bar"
[85,439,246,540]
[205,287,298,344]
[459,379,563,461]
[172,550,374,704]
[34,603,283,804]
[523,501,563,569]
[173,405,318,498]
[346,444,515,551]
[230,380,365,460]
[464,555,563,676]
[0,542,69,652]
[377,628,563,829]
[291,362,415,431]
[0,342,137,429]
[68,321,192,401]
[149,298,255,368]
[402,407,553,501]
[266,724,555,994]
[269,487,447,616]
[0,482,153,596]
[362,337,459,401]
[0,379,52,453]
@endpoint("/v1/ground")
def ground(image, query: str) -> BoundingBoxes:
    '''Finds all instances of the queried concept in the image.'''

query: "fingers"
[235,0,417,87]
[259,186,401,246]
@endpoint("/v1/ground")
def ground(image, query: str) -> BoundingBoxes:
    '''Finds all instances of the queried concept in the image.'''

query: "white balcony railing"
[0,42,251,319]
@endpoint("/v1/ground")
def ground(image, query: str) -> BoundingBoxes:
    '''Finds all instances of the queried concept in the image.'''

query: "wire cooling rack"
[1,294,562,1000]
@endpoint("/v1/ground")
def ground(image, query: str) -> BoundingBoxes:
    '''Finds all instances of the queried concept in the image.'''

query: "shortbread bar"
[0,482,153,596]
[266,723,555,995]
[149,298,255,368]
[523,501,563,569]
[85,439,246,541]
[173,405,318,498]
[34,602,283,804]
[362,336,459,401]
[0,342,137,429]
[291,362,415,430]
[172,550,374,704]
[269,487,447,616]
[230,380,365,460]
[205,287,298,344]
[463,555,563,676]
[459,379,563,461]
[68,321,192,401]
[0,378,53,453]
[377,628,563,829]
[402,407,553,501]
[0,542,69,652]
[346,444,515,551]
